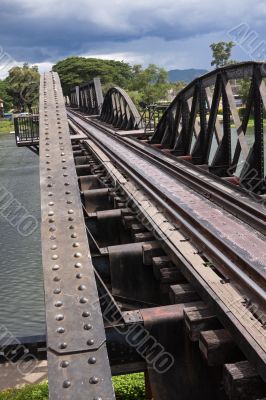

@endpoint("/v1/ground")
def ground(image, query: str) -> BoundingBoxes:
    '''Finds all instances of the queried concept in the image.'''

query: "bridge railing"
[140,103,170,134]
[150,62,266,193]
[14,114,39,148]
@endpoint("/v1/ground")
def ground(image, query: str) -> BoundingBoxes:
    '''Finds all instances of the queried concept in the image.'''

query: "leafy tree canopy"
[52,56,132,95]
[210,41,235,68]
[0,80,13,112]
[5,63,40,112]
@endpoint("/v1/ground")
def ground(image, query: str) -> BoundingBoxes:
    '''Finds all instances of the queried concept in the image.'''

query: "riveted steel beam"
[39,72,114,399]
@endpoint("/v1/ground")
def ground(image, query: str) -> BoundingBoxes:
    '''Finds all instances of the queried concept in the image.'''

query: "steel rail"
[67,111,266,382]
[68,109,266,235]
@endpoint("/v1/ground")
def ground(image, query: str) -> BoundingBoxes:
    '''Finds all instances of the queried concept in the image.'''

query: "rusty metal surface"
[140,304,227,400]
[68,112,266,382]
[68,111,266,288]
[39,72,114,399]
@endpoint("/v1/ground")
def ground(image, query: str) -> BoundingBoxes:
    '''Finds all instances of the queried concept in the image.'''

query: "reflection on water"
[0,134,45,337]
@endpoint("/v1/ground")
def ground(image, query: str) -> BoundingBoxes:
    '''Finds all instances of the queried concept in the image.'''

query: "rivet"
[48,202,54,206]
[52,265,60,270]
[57,327,65,334]
[51,244,57,250]
[71,233,77,238]
[54,288,61,294]
[67,200,72,204]
[74,252,82,258]
[75,262,82,268]
[68,209,74,214]
[52,254,59,260]
[73,242,80,248]
[60,360,69,368]
[55,314,64,321]
[48,192,53,196]
[62,380,71,388]
[49,218,55,223]
[47,183,52,188]
[54,276,60,282]
[76,273,83,279]
[65,191,70,195]
[64,182,70,186]
[48,211,54,216]
[84,324,92,330]
[89,376,99,384]
[78,284,86,290]
[88,356,96,364]
[68,217,74,221]
[82,311,91,317]
[69,225,75,229]
[61,152,65,156]
[80,297,88,304]
[63,174,68,177]
[49,225,56,232]
[55,301,63,307]
[50,235,56,240]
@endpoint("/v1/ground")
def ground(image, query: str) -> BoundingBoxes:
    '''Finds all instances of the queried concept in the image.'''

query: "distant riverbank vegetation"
[0,119,14,134]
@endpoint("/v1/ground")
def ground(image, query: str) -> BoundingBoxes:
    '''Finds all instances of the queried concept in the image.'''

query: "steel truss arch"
[151,62,266,193]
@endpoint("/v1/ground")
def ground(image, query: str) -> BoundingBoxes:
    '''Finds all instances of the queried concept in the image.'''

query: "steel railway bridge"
[5,61,266,399]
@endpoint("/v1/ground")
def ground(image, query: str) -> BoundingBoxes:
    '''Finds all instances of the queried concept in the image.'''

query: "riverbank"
[0,120,14,134]
[0,374,145,400]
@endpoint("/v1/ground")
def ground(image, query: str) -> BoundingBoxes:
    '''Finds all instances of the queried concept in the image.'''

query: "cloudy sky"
[0,0,266,77]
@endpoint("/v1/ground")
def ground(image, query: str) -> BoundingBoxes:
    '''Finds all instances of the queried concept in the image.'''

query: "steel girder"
[99,87,143,130]
[150,62,266,193]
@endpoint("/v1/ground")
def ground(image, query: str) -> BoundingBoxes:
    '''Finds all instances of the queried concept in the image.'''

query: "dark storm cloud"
[0,0,265,67]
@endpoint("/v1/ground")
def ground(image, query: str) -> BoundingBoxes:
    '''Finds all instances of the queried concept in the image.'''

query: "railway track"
[66,109,266,388]
[69,108,266,234]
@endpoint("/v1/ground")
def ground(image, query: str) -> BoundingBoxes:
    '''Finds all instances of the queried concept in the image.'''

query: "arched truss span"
[70,78,103,115]
[99,87,143,130]
[151,62,266,192]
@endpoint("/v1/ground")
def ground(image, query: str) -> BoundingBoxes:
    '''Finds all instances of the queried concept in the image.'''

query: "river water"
[0,133,45,338]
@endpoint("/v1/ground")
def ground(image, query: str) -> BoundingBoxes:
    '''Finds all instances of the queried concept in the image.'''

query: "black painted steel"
[70,78,103,115]
[151,62,266,193]
[14,114,39,149]
[99,87,143,130]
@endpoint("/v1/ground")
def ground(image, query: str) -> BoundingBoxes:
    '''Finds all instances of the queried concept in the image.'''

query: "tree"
[0,80,13,112]
[238,78,251,106]
[210,41,235,68]
[5,64,40,112]
[52,57,133,95]
[129,64,169,104]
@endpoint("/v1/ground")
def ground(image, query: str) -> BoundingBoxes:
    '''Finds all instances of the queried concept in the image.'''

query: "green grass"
[0,120,14,134]
[0,373,145,400]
